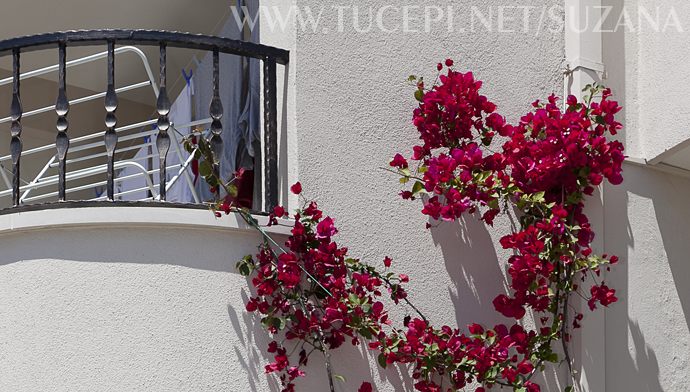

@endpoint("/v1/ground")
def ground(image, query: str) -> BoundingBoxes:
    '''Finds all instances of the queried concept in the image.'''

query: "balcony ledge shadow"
[0,201,291,236]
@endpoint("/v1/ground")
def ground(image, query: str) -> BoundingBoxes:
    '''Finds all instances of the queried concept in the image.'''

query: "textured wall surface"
[632,1,690,160]
[6,1,689,391]
[287,0,566,390]
[601,0,690,160]
[0,208,287,392]
[602,1,690,390]
[603,167,690,392]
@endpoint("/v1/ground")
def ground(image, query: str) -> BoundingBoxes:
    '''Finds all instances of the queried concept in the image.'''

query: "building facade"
[0,1,687,391]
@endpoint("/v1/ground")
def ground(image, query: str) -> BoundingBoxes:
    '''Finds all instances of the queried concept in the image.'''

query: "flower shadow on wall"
[429,210,567,392]
[627,320,663,392]
[227,297,282,392]
[646,177,690,345]
[604,164,683,392]
[430,215,508,328]
[192,58,626,392]
[227,284,416,392]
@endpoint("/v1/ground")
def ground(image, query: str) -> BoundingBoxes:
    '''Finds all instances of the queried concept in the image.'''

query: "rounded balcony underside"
[0,205,288,391]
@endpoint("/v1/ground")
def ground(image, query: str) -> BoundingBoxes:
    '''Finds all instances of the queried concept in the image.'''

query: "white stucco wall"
[603,168,690,392]
[265,0,567,390]
[601,0,690,162]
[625,1,690,160]
[0,207,288,391]
[258,0,690,391]
[1,1,687,391]
[601,1,690,391]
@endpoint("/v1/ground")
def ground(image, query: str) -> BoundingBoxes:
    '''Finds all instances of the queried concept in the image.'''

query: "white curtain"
[193,0,260,202]
[117,80,194,201]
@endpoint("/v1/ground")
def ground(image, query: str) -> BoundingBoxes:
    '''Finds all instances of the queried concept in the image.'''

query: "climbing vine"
[186,59,625,392]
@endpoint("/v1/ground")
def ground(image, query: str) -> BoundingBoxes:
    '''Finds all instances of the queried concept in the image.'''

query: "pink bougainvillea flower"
[316,217,337,239]
[588,284,618,310]
[273,206,286,217]
[233,60,624,392]
[390,153,409,169]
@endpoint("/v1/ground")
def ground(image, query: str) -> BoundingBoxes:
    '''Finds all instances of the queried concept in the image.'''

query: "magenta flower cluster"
[230,59,625,392]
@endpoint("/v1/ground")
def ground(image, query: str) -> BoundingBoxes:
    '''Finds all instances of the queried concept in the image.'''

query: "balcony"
[0,26,293,391]
[0,29,289,214]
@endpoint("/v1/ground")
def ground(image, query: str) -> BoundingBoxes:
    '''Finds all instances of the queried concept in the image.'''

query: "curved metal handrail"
[0,29,289,64]
[1,29,285,212]
[0,45,158,95]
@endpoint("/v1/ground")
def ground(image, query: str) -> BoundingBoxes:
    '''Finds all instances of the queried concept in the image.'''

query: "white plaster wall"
[0,207,288,392]
[6,1,689,391]
[607,0,690,160]
[637,0,690,160]
[601,1,690,390]
[603,166,690,392]
[277,0,567,390]
[259,0,690,390]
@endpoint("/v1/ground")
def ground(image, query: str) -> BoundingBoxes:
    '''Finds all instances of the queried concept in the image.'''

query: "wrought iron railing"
[0,30,289,212]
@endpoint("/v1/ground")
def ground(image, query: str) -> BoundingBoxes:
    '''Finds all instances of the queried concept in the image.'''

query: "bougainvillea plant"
[187,59,625,392]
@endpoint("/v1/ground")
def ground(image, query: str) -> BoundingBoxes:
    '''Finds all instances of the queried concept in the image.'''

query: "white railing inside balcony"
[0,46,209,204]
[0,30,287,213]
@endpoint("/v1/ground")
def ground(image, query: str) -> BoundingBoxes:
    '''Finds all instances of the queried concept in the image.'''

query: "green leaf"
[567,192,583,204]
[198,138,212,157]
[227,184,239,198]
[261,317,272,328]
[378,353,388,369]
[565,387,574,392]
[546,352,559,363]
[264,317,286,330]
[532,191,546,202]
[412,181,424,195]
[199,160,212,177]
[516,199,526,210]
[414,89,424,102]
[488,198,499,210]
[206,175,218,188]
[333,374,346,383]
[236,256,255,277]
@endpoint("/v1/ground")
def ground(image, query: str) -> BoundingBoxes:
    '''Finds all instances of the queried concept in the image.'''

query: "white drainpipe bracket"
[564,57,607,80]
[563,58,608,99]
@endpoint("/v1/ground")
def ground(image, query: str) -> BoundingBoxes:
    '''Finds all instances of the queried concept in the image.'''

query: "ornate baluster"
[10,49,22,207]
[156,43,171,201]
[263,57,278,211]
[104,41,118,200]
[55,42,70,201]
[209,49,223,199]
